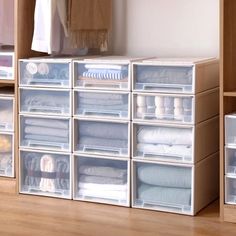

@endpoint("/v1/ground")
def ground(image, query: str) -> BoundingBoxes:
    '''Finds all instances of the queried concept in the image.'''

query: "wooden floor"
[0,195,235,236]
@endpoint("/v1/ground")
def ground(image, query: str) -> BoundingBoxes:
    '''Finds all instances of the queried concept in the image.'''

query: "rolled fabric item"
[137,164,192,188]
[137,107,147,117]
[164,97,174,117]
[138,184,191,206]
[155,96,164,107]
[155,107,165,118]
[183,98,192,120]
[174,97,184,120]
[137,95,146,107]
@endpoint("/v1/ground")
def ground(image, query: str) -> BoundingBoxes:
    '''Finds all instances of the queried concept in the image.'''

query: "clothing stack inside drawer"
[19,57,73,199]
[131,58,220,215]
[0,49,14,81]
[0,89,14,177]
[73,56,136,206]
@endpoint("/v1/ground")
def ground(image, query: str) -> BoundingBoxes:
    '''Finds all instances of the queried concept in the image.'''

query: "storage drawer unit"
[74,155,130,206]
[132,117,219,163]
[224,113,236,147]
[225,147,236,175]
[225,176,236,205]
[74,90,130,120]
[0,132,14,177]
[19,58,72,88]
[133,88,219,124]
[0,95,14,131]
[20,87,72,116]
[74,118,130,158]
[132,152,219,215]
[19,149,72,199]
[19,115,72,152]
[132,58,219,94]
[0,51,14,80]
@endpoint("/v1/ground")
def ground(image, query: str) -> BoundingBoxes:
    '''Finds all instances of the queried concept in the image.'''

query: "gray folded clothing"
[79,98,125,106]
[79,122,128,140]
[138,164,191,188]
[25,134,68,143]
[138,184,191,206]
[78,104,128,111]
[25,118,68,129]
[79,136,128,149]
[79,93,123,100]
[79,165,127,179]
[79,174,126,185]
[25,126,69,138]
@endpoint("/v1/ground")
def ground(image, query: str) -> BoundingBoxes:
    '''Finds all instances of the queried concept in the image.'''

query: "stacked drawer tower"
[72,56,136,206]
[131,58,220,215]
[19,57,73,199]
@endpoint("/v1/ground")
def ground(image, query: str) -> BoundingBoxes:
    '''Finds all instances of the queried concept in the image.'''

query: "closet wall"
[112,0,219,57]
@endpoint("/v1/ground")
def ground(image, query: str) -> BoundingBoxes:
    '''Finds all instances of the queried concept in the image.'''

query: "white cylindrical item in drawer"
[73,57,135,91]
[133,89,219,124]
[225,114,236,146]
[132,117,219,163]
[19,58,72,88]
[0,51,14,80]
[225,176,236,205]
[132,152,219,215]
[19,149,72,199]
[132,58,219,94]
[20,115,72,152]
[74,118,130,158]
[20,87,72,116]
[0,96,14,131]
[0,132,14,177]
[225,147,236,176]
[74,90,130,120]
[74,155,130,206]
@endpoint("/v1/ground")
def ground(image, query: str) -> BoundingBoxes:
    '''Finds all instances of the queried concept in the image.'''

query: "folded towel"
[138,164,191,188]
[137,143,192,158]
[78,104,128,111]
[79,174,127,185]
[25,118,68,129]
[79,97,125,106]
[79,122,128,140]
[137,126,192,146]
[79,92,123,100]
[25,126,69,138]
[25,134,68,143]
[138,184,191,206]
[79,182,127,192]
[79,165,127,179]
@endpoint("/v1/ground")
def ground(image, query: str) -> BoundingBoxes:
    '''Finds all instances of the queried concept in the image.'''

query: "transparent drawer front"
[133,161,192,213]
[0,54,13,80]
[19,61,70,87]
[20,88,71,115]
[225,177,236,205]
[75,91,129,119]
[0,133,13,177]
[75,156,129,205]
[20,150,71,198]
[0,98,14,131]
[74,62,129,90]
[75,120,129,157]
[134,64,193,93]
[133,124,193,162]
[225,115,236,146]
[133,94,193,123]
[20,116,71,151]
[225,147,236,175]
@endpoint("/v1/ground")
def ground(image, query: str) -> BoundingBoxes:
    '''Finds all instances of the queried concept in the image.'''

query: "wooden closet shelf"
[0,79,15,85]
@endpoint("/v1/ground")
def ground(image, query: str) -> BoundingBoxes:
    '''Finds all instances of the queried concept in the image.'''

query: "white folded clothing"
[78,182,127,192]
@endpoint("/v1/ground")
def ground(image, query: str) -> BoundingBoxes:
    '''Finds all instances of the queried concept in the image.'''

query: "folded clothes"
[25,125,69,138]
[137,126,192,145]
[137,143,192,158]
[25,134,68,143]
[78,136,128,149]
[79,122,128,140]
[79,174,126,185]
[79,182,127,192]
[84,64,127,70]
[0,134,12,153]
[79,97,125,106]
[79,77,128,84]
[0,109,13,124]
[25,118,69,129]
[79,92,123,100]
[78,104,128,112]
[79,165,127,179]
[78,188,127,200]
[138,164,191,188]
[0,153,12,176]
[138,184,191,206]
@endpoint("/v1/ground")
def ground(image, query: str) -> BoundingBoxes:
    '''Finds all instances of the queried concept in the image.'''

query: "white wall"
[112,0,219,57]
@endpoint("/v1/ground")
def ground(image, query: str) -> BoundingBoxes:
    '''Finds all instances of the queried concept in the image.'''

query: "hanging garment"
[68,0,112,51]
[0,0,14,45]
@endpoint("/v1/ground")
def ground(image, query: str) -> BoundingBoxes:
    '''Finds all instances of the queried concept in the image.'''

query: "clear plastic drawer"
[20,150,71,199]
[74,119,130,157]
[74,90,130,119]
[225,114,236,146]
[20,87,71,116]
[20,115,71,152]
[0,52,14,80]
[225,147,236,176]
[74,155,129,206]
[19,59,71,88]
[0,133,14,177]
[0,96,14,131]
[225,176,236,205]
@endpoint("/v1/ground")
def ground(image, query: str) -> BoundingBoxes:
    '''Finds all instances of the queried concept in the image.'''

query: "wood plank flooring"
[0,194,235,236]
